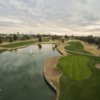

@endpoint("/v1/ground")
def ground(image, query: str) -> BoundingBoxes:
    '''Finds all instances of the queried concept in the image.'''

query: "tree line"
[75,35,100,48]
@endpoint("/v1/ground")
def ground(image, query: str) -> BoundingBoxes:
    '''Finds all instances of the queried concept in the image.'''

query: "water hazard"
[0,44,60,100]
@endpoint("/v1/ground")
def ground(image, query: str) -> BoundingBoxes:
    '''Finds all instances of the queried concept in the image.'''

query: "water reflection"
[0,44,60,100]
[38,44,42,49]
[52,44,58,51]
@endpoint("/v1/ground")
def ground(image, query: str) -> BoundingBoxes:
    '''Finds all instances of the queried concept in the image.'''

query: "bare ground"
[95,64,100,69]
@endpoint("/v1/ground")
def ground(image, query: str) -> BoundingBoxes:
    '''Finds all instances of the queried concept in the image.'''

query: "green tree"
[0,38,2,44]
[38,36,42,42]
[65,35,69,38]
[38,44,42,49]
[13,34,17,41]
[87,35,95,44]
[62,39,64,43]
[26,36,30,39]
[98,44,100,49]
[51,35,61,42]
[37,34,40,38]
[71,34,74,38]
[9,36,13,43]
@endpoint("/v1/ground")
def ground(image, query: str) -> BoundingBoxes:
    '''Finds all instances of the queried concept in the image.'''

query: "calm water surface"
[0,44,60,100]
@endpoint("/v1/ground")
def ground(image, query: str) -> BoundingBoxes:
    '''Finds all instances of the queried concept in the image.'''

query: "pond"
[0,44,61,100]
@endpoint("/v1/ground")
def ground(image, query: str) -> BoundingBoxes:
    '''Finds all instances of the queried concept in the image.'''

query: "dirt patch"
[95,64,100,69]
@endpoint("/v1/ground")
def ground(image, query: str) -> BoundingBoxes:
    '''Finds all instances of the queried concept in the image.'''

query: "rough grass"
[65,42,91,54]
[0,49,7,53]
[1,38,50,48]
[57,42,100,100]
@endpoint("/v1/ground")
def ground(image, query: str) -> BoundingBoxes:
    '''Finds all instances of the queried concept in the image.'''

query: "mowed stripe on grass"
[59,56,92,80]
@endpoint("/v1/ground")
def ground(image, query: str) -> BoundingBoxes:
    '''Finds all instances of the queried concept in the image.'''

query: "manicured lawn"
[59,55,91,80]
[58,54,100,100]
[57,42,100,100]
[65,42,91,54]
[1,38,50,48]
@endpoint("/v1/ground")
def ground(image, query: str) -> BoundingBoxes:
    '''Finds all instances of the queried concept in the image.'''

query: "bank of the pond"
[0,40,68,100]
[43,42,69,100]
[0,41,58,53]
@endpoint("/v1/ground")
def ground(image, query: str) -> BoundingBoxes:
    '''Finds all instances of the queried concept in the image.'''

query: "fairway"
[57,41,100,100]
[59,56,91,80]
[65,42,91,54]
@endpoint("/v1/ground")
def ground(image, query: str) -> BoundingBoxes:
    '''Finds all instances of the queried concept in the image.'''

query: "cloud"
[0,0,100,36]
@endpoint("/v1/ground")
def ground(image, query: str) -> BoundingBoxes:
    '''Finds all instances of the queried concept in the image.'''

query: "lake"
[0,44,60,100]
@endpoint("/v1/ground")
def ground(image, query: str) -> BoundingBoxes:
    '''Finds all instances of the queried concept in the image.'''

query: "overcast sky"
[0,0,100,36]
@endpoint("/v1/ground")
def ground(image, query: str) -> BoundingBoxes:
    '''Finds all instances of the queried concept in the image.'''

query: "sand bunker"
[95,64,100,69]
[80,41,100,56]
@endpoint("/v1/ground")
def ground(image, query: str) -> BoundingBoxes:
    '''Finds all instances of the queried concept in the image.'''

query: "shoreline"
[1,40,99,100]
[43,42,69,100]
[0,40,68,100]
[43,40,100,100]
[0,41,58,53]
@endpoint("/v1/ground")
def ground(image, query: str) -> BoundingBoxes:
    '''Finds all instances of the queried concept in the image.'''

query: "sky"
[0,0,100,36]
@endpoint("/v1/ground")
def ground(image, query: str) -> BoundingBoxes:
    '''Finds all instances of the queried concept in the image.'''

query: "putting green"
[59,56,92,80]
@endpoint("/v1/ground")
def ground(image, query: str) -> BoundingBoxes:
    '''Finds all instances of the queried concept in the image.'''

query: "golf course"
[1,38,50,48]
[57,41,100,100]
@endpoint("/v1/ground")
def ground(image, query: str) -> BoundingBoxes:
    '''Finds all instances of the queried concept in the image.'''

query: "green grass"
[42,38,50,42]
[0,49,7,53]
[58,54,100,100]
[59,56,91,80]
[57,42,100,100]
[0,38,50,48]
[65,42,91,54]
[1,40,38,48]
[1,38,9,42]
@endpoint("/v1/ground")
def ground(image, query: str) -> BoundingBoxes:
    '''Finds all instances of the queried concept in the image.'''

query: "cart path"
[64,41,100,57]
